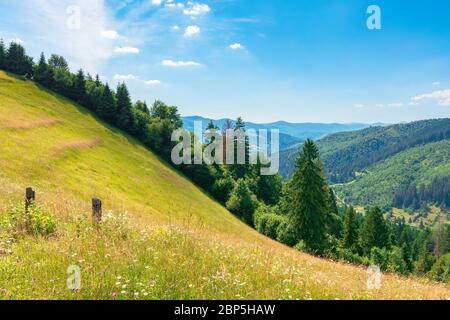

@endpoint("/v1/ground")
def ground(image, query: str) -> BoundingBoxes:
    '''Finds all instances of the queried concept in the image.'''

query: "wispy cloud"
[101,30,120,40]
[161,59,201,67]
[184,25,200,37]
[114,46,140,54]
[113,74,137,81]
[183,2,211,16]
[411,89,450,106]
[18,0,115,73]
[145,80,161,85]
[229,43,244,50]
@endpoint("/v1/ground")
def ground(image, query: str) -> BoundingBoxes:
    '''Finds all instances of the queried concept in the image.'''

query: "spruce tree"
[97,84,117,121]
[229,117,250,179]
[5,42,34,76]
[35,53,48,85]
[342,206,358,249]
[360,207,389,254]
[72,69,86,104]
[286,139,329,253]
[115,83,133,131]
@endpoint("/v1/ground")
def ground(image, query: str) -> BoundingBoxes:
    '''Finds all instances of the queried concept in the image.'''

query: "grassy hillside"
[0,71,448,299]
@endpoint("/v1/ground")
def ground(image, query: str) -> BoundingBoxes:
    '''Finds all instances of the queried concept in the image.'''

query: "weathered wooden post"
[25,187,35,213]
[92,198,102,227]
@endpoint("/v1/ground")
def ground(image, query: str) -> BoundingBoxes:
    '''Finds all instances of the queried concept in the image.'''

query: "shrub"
[254,205,287,240]
[370,247,389,271]
[428,253,450,283]
[226,179,257,225]
[387,246,408,275]
[336,247,369,265]
[8,203,57,237]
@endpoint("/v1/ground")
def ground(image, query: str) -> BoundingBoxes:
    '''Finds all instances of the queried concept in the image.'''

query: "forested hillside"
[333,139,450,210]
[280,119,450,181]
[280,119,450,215]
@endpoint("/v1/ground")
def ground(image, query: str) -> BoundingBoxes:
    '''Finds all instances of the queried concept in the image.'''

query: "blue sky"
[1,0,450,123]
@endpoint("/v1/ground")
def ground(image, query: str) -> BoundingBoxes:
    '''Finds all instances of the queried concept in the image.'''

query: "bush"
[370,247,389,271]
[276,220,297,247]
[254,205,287,240]
[226,179,257,225]
[8,203,57,237]
[387,246,408,275]
[335,247,369,265]
[428,253,450,283]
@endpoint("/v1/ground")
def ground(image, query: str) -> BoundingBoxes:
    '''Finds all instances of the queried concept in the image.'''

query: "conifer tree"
[72,69,86,103]
[115,83,133,130]
[97,84,116,121]
[5,42,34,76]
[360,207,389,254]
[342,206,358,249]
[286,139,329,253]
[229,117,250,179]
[34,52,48,84]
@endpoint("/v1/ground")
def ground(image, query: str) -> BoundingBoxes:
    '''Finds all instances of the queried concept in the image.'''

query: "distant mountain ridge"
[183,116,373,151]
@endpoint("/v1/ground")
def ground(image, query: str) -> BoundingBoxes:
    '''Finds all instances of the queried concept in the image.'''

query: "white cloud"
[432,81,441,86]
[184,25,200,37]
[387,102,404,108]
[229,43,243,50]
[114,46,140,54]
[165,1,185,9]
[172,25,180,31]
[18,0,114,73]
[411,89,450,106]
[183,2,210,16]
[113,74,137,81]
[151,0,164,5]
[101,30,120,40]
[161,59,201,67]
[8,37,25,44]
[145,80,161,85]
[354,104,365,109]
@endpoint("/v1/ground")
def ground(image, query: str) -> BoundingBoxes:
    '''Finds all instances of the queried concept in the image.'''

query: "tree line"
[393,176,450,210]
[1,40,448,283]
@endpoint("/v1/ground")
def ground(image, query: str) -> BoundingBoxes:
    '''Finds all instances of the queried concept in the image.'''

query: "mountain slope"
[280,119,450,181]
[0,71,448,299]
[334,139,450,209]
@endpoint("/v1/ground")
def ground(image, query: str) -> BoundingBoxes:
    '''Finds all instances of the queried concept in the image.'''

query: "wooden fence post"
[92,198,102,226]
[25,187,35,213]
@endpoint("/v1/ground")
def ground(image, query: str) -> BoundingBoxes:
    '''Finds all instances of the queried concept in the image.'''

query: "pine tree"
[5,42,34,76]
[229,117,250,179]
[34,52,50,86]
[97,84,117,121]
[72,69,86,103]
[286,139,329,253]
[0,39,5,69]
[342,206,359,249]
[360,207,389,254]
[115,83,133,130]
